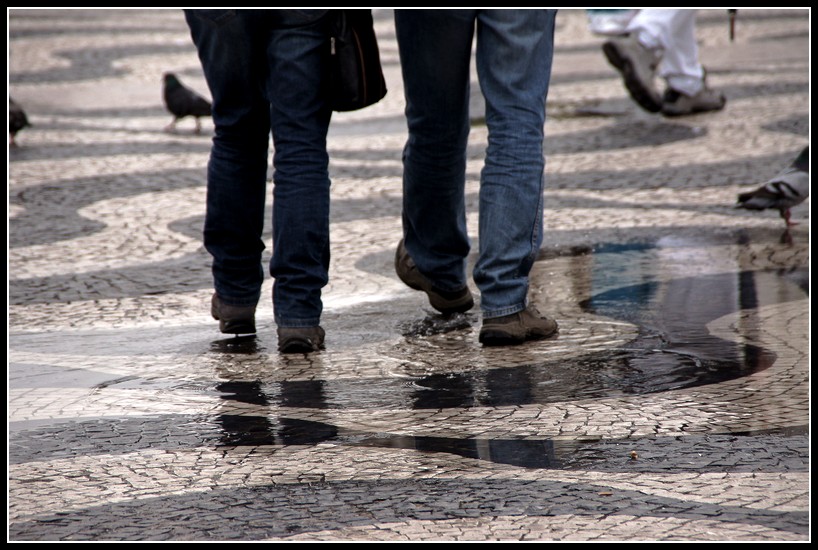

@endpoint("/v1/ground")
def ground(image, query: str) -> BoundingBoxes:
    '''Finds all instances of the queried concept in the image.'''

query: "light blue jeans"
[185,9,332,328]
[395,10,557,318]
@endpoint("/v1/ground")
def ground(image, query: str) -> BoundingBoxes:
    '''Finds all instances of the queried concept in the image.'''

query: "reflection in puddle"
[210,335,264,355]
[211,239,808,469]
[216,409,558,469]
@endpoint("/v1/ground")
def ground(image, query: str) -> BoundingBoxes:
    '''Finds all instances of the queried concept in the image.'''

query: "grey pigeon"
[737,146,809,227]
[9,97,30,146]
[162,72,212,134]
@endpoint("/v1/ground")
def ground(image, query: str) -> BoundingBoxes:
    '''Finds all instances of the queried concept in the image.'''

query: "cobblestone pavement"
[8,9,810,542]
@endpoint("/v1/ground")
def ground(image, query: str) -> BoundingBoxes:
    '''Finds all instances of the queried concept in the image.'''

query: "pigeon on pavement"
[10,97,31,146]
[162,72,212,134]
[737,146,809,227]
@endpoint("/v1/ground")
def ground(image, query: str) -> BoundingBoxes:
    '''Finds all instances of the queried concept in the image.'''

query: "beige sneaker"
[602,35,663,113]
[479,305,558,346]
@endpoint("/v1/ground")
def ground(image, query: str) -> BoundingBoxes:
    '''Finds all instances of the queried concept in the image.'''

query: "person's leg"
[601,9,664,113]
[473,9,555,318]
[394,9,476,294]
[627,9,725,116]
[473,9,559,345]
[265,10,333,339]
[186,9,271,333]
[630,9,704,95]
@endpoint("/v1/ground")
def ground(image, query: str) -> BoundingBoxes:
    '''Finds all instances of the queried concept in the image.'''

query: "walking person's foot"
[277,326,325,353]
[395,239,474,315]
[602,35,663,113]
[479,305,558,346]
[211,293,256,334]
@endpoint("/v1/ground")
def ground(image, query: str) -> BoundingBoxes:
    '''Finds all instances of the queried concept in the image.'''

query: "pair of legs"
[394,10,559,343]
[185,9,331,350]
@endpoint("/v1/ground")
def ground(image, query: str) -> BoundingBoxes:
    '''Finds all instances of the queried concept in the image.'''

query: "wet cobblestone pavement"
[8,9,810,542]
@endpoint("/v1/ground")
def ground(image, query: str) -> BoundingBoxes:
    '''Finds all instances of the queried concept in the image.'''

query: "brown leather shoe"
[395,239,474,315]
[211,293,256,334]
[277,326,325,353]
[479,306,558,346]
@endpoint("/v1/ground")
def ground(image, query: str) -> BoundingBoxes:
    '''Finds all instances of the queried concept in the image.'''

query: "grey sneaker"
[211,293,256,334]
[660,86,726,117]
[479,306,558,346]
[395,239,474,315]
[277,326,325,353]
[602,35,663,113]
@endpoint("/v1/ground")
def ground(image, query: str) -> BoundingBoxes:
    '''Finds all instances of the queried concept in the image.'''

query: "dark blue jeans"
[395,10,556,318]
[185,9,332,328]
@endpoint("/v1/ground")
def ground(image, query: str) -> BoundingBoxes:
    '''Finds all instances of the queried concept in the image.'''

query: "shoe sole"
[218,319,256,335]
[478,331,527,346]
[212,310,256,334]
[479,319,558,347]
[395,242,474,315]
[278,337,323,354]
[479,330,555,347]
[602,42,662,113]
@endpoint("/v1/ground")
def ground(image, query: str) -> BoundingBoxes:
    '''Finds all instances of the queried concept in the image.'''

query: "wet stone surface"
[8,9,810,542]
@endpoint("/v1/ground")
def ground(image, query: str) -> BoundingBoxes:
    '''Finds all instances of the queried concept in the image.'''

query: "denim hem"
[482,303,526,320]
[431,282,471,294]
[274,317,322,328]
[214,292,260,308]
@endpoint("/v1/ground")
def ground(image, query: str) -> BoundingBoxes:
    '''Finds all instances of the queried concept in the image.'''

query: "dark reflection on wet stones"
[217,415,339,447]
[581,268,807,368]
[217,380,269,405]
[210,335,263,355]
[411,367,535,408]
[213,414,559,468]
[363,435,559,469]
[218,415,277,447]
[216,381,337,446]
[210,342,772,412]
[408,345,772,407]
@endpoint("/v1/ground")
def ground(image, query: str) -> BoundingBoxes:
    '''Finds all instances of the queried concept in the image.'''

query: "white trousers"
[626,9,705,96]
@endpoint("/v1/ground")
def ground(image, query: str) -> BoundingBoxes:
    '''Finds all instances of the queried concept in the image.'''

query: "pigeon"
[9,97,31,146]
[162,72,212,134]
[737,146,809,227]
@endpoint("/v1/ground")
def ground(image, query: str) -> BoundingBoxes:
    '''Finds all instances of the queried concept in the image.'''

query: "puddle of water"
[215,263,803,411]
[209,238,807,468]
[215,412,560,469]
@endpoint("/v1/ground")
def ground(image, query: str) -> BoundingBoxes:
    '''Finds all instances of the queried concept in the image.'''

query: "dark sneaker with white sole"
[277,326,325,353]
[395,239,474,315]
[211,293,256,335]
[479,305,558,346]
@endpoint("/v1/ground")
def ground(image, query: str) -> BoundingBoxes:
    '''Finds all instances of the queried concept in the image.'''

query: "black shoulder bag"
[329,9,387,112]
